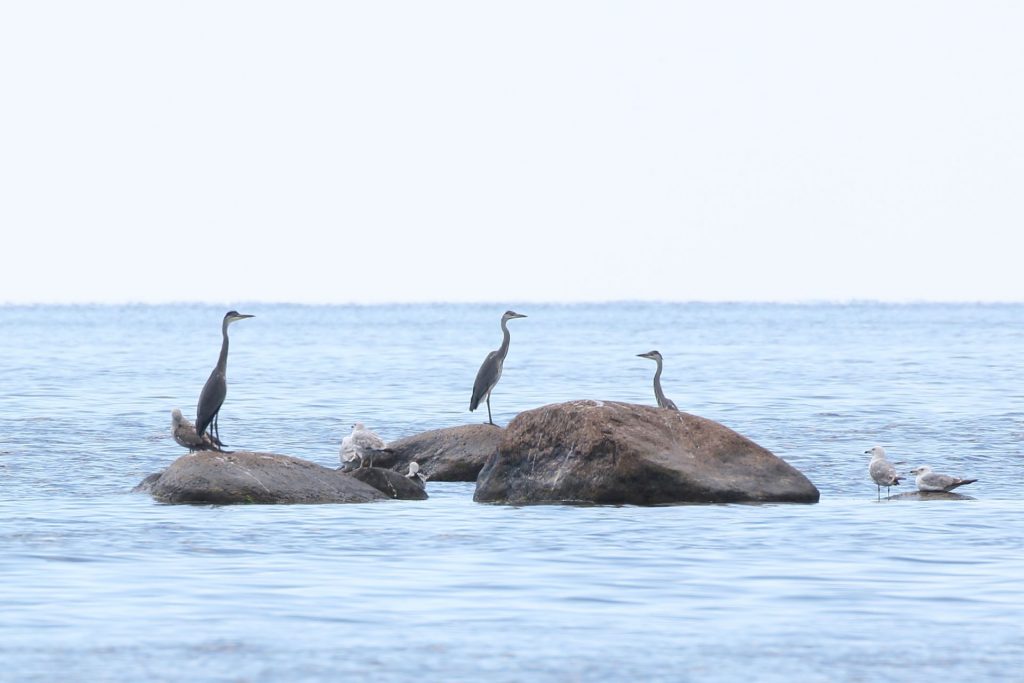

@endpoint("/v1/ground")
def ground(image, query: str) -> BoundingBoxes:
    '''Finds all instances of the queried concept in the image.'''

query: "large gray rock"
[349,467,429,500]
[378,424,504,482]
[474,401,820,505]
[145,451,386,504]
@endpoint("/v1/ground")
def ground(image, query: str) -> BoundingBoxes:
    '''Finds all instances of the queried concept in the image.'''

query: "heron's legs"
[212,413,226,447]
[486,395,494,426]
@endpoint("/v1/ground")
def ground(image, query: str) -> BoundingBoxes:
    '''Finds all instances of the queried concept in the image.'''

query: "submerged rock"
[474,400,820,505]
[132,472,163,493]
[886,491,976,501]
[348,467,429,500]
[145,451,386,505]
[380,424,504,482]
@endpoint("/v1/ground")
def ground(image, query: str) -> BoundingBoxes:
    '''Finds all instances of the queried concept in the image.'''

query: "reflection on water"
[1,304,1023,681]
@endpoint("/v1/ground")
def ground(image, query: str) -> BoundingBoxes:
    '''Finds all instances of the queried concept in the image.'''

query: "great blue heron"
[470,310,527,425]
[909,465,978,492]
[340,422,388,468]
[171,408,221,452]
[636,350,679,411]
[866,445,902,498]
[195,310,254,445]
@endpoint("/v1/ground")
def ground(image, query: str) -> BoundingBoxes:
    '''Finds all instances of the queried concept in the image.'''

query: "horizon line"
[3,298,1024,307]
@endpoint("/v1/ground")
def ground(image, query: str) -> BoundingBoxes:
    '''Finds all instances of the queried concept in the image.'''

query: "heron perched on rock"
[171,408,221,452]
[470,310,527,425]
[340,422,388,469]
[636,350,678,411]
[196,310,254,447]
[909,465,978,492]
[866,445,902,498]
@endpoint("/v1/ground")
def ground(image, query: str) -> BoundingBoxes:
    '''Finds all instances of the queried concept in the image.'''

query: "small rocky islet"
[137,400,820,506]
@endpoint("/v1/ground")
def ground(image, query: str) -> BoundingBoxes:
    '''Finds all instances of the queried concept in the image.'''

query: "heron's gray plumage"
[637,350,679,411]
[470,310,526,425]
[910,465,977,492]
[195,311,253,444]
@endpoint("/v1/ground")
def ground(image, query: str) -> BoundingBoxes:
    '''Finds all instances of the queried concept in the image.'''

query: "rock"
[377,424,504,482]
[132,472,163,493]
[348,467,429,500]
[886,491,976,501]
[145,451,386,504]
[473,400,820,505]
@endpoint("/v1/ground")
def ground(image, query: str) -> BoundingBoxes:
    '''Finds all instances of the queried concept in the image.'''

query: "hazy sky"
[2,2,1021,304]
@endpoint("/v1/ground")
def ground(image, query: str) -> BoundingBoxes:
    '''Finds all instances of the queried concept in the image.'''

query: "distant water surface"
[1,303,1023,681]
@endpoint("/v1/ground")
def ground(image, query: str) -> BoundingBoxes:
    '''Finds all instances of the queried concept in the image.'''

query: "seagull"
[406,461,427,487]
[340,422,388,469]
[909,465,978,492]
[171,408,221,453]
[865,445,902,498]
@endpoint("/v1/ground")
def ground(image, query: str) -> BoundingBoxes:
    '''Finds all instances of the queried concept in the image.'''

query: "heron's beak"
[514,313,527,319]
[864,449,871,454]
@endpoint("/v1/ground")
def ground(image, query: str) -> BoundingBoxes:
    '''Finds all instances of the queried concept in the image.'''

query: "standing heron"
[470,310,527,425]
[866,445,902,498]
[195,310,254,446]
[636,350,679,411]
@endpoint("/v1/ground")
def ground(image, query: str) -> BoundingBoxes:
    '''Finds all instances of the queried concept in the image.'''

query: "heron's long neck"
[217,322,230,372]
[652,358,667,404]
[498,318,512,359]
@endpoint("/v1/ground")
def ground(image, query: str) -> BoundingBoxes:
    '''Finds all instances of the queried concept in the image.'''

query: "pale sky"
[2,2,1022,304]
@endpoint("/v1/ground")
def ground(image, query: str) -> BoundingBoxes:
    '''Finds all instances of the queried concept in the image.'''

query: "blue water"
[1,303,1022,681]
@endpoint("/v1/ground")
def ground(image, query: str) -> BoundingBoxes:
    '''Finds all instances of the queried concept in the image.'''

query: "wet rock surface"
[144,451,386,504]
[375,424,504,482]
[348,466,429,500]
[474,401,820,505]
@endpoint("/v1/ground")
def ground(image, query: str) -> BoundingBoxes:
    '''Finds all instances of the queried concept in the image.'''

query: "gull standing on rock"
[637,350,679,411]
[470,310,527,426]
[171,408,221,453]
[865,445,902,498]
[340,422,388,469]
[910,465,978,492]
[196,310,254,447]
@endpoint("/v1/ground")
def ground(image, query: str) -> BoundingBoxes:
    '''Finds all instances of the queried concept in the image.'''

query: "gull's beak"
[864,449,871,454]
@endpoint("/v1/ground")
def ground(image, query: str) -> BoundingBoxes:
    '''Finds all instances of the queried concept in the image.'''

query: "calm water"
[1,303,1023,682]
